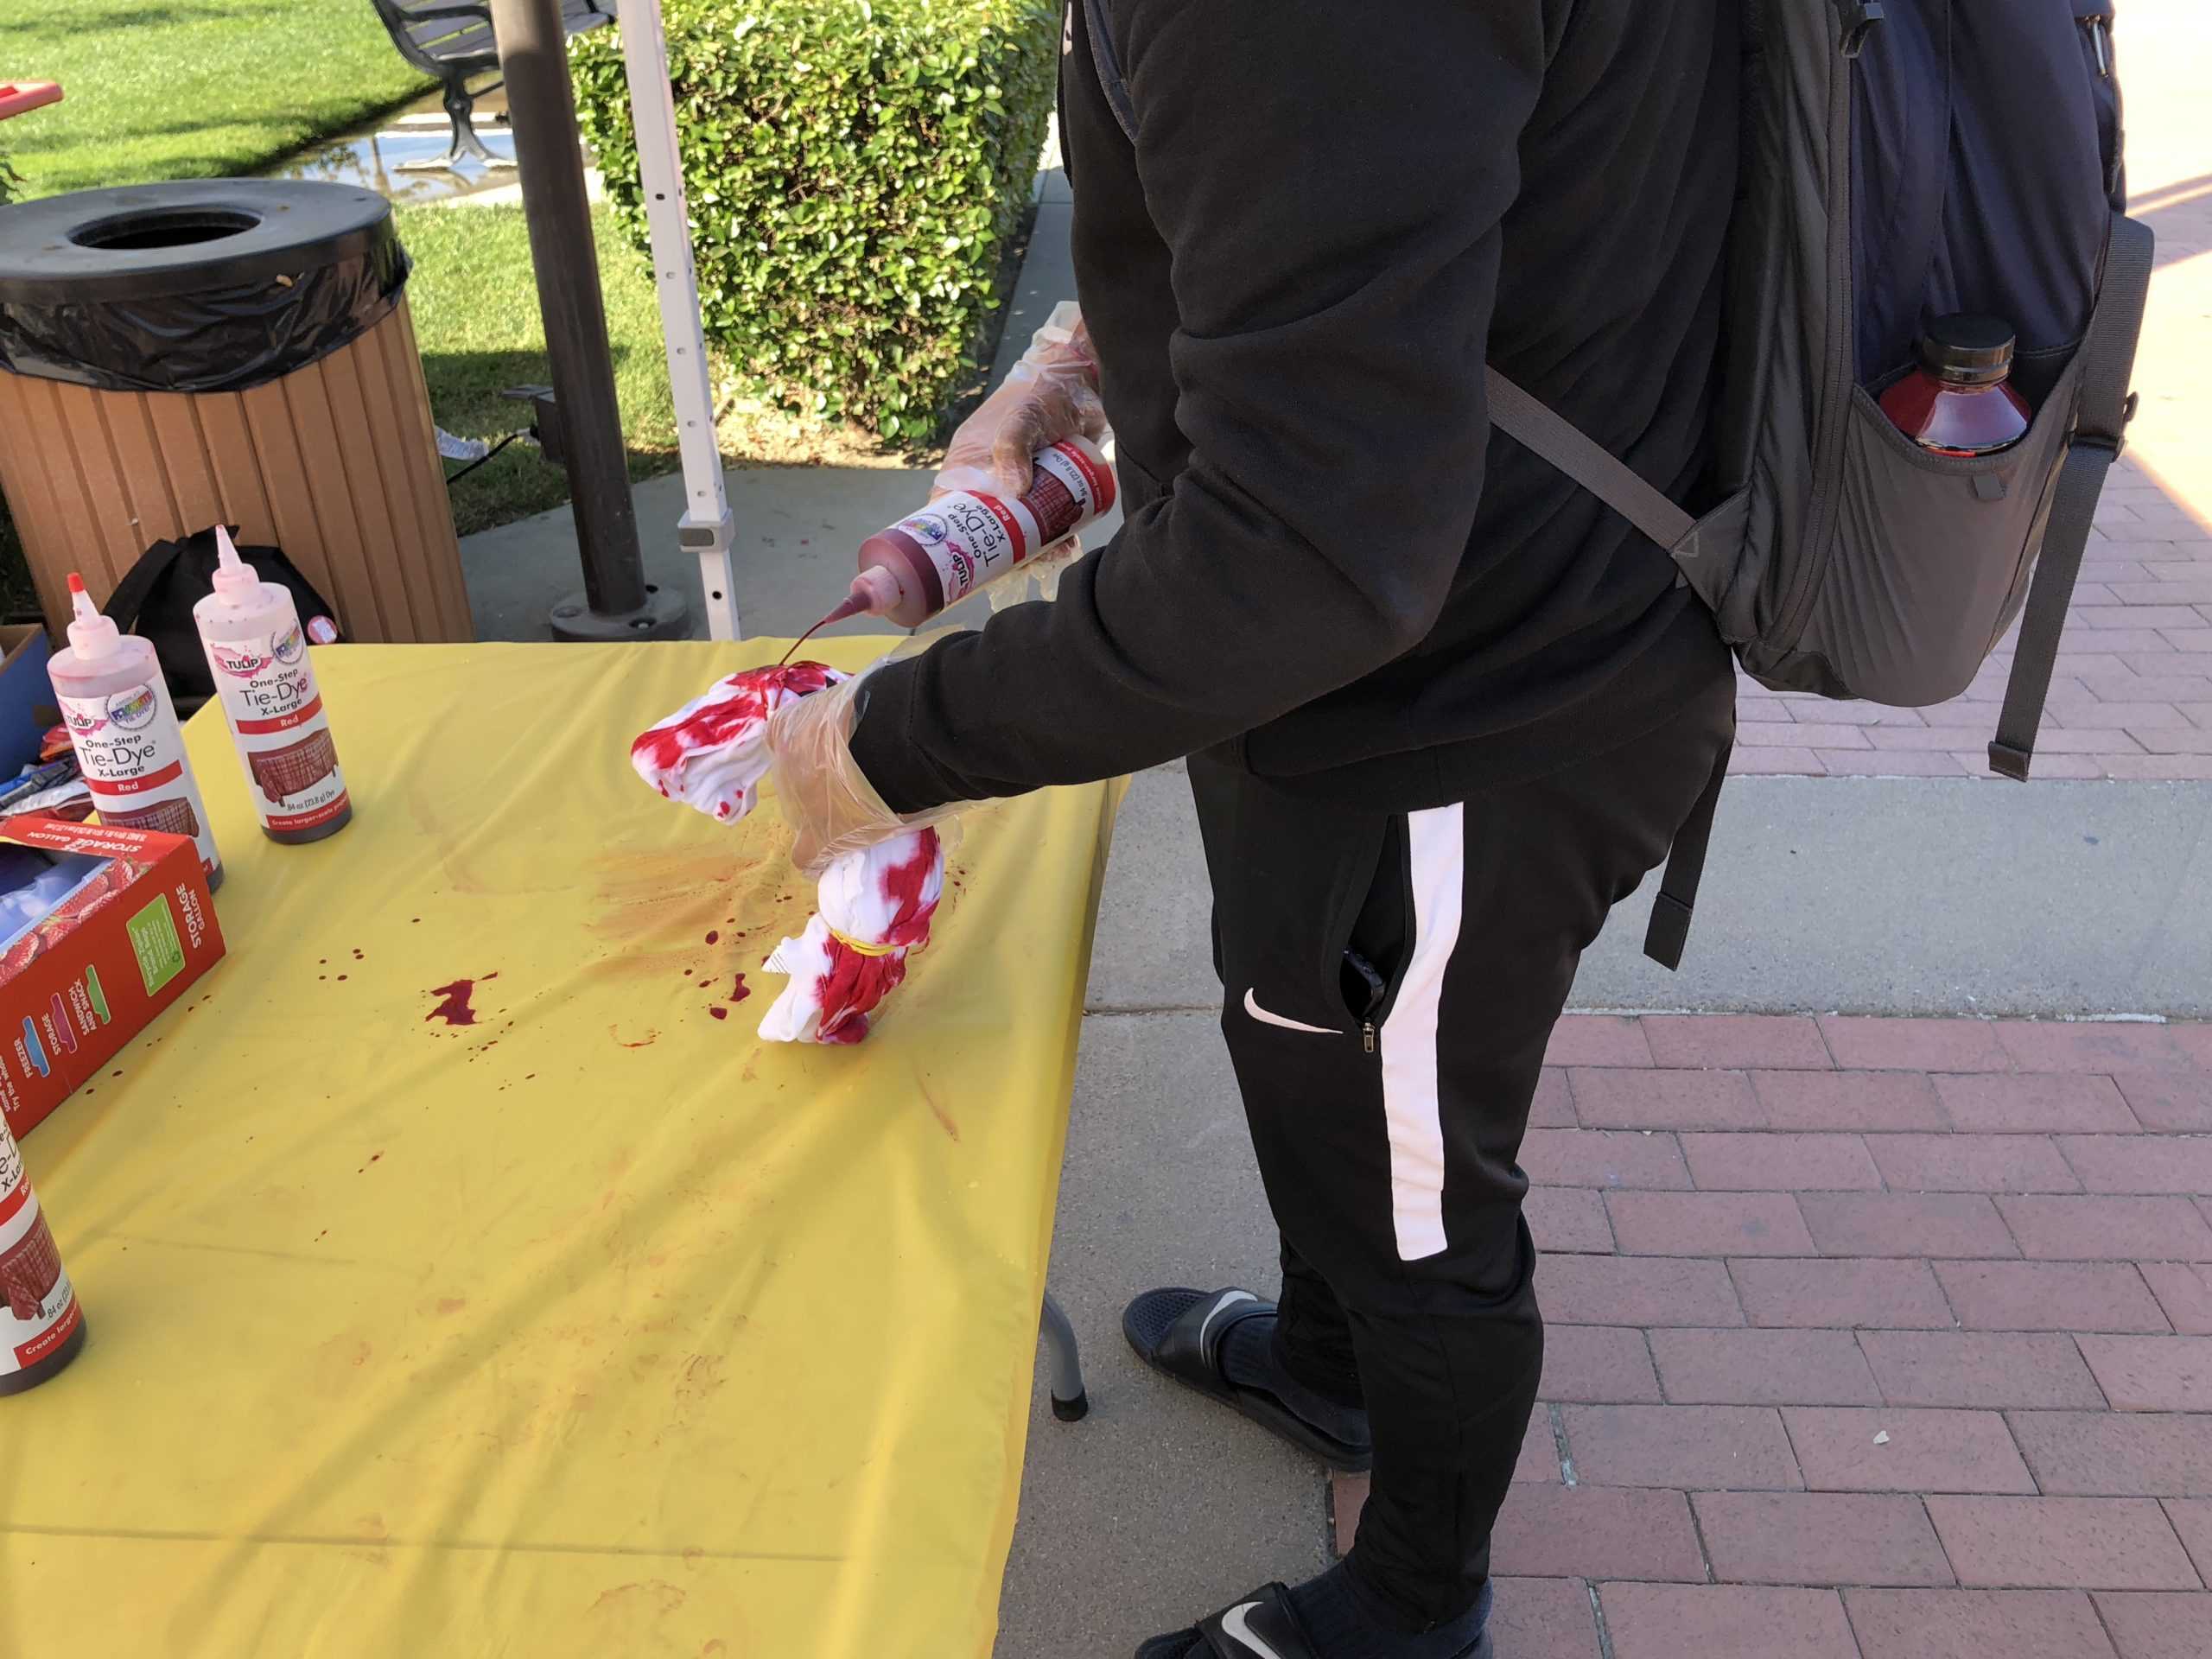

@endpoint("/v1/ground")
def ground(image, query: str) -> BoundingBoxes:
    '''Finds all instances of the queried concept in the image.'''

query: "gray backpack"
[1081,1,2152,968]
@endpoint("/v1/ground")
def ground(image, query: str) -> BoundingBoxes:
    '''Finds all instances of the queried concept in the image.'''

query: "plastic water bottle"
[1878,314,2032,458]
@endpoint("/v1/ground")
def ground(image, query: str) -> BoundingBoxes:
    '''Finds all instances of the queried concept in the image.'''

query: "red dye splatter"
[683,968,693,976]
[319,958,327,965]
[705,930,720,946]
[728,974,750,1004]
[352,949,365,960]
[336,975,349,982]
[524,1073,537,1081]
[426,979,480,1026]
[370,1153,383,1164]
[610,1026,658,1049]
[709,1007,728,1021]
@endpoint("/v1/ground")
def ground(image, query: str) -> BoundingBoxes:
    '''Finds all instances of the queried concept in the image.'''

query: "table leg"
[1039,1291,1089,1422]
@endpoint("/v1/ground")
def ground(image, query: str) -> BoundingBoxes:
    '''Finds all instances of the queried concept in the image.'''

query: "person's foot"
[1135,1570,1492,1658]
[1122,1287,1373,1469]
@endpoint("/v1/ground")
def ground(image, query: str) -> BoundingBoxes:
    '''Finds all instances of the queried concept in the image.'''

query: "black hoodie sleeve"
[849,0,1550,812]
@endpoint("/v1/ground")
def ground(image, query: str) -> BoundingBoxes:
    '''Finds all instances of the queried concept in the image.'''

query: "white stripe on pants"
[1379,803,1465,1260]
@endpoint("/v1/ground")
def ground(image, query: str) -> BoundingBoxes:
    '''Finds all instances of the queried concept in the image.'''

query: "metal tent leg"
[1039,1292,1089,1422]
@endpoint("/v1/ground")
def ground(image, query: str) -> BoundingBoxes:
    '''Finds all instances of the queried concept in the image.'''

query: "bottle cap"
[849,563,904,616]
[209,524,259,603]
[63,573,122,661]
[1921,314,2017,385]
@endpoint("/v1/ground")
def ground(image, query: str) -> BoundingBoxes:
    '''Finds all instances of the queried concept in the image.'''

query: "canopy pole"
[615,0,741,640]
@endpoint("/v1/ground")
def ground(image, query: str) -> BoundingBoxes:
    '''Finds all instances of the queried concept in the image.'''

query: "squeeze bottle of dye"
[48,573,223,888]
[824,436,1117,629]
[0,1115,86,1395]
[194,527,352,844]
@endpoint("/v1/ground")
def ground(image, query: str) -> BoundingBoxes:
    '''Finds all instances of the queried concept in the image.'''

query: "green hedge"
[572,0,1059,442]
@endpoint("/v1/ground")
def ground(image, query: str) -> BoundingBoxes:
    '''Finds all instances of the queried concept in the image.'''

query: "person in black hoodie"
[770,3,1740,1655]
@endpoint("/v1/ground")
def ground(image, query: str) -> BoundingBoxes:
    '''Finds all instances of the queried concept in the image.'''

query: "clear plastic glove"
[933,300,1105,506]
[763,654,967,876]
[987,535,1087,612]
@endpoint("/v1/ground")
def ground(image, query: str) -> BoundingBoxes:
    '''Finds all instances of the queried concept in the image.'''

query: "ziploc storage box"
[0,814,224,1140]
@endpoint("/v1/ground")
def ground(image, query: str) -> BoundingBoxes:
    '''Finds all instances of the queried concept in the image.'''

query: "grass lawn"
[0,0,429,199]
[396,202,684,537]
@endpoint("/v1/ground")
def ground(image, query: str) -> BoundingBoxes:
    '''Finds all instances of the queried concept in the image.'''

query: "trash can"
[0,180,472,642]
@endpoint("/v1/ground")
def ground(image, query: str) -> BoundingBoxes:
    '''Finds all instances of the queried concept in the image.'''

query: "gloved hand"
[933,301,1106,505]
[763,658,964,876]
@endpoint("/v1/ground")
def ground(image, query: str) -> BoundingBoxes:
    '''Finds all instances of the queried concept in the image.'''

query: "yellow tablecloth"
[0,642,1121,1659]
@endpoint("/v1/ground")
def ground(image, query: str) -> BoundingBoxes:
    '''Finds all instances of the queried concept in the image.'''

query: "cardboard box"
[0,814,225,1141]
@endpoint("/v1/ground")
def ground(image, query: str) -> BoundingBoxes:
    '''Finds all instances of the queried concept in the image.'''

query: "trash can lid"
[0,180,396,306]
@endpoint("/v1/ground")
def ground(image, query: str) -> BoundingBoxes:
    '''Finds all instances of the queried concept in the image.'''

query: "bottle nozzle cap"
[210,524,259,601]
[849,563,904,617]
[63,571,122,659]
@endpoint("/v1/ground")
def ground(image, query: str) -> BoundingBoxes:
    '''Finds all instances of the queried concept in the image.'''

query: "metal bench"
[368,0,617,169]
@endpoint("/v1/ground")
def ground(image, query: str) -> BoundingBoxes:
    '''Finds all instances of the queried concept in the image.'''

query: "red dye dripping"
[426,979,480,1027]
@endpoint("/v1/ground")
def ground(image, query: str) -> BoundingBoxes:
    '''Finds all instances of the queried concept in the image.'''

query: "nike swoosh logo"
[1222,1603,1289,1659]
[1243,988,1341,1036]
[1196,1289,1257,1357]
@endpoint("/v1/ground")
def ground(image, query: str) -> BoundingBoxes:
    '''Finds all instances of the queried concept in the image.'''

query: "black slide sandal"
[1136,1580,1497,1659]
[1122,1287,1372,1471]
[1136,1582,1320,1659]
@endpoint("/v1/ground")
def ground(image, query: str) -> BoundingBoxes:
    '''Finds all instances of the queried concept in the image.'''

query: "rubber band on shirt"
[826,926,898,959]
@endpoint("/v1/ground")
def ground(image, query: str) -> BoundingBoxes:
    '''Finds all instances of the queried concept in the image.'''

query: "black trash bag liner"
[103,527,344,719]
[0,181,409,396]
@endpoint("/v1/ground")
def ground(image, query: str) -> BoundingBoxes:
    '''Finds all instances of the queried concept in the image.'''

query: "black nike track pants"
[1187,673,1734,1630]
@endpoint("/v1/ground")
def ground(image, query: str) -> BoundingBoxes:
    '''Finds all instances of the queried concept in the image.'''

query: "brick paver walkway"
[1332,1013,2212,1658]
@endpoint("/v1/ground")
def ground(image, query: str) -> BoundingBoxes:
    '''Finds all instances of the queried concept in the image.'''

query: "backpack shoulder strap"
[1080,0,1139,143]
[1643,732,1732,970]
[1989,210,2154,781]
[1484,368,1696,550]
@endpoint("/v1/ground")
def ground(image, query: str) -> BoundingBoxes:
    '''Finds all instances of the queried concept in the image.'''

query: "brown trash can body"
[0,181,471,643]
